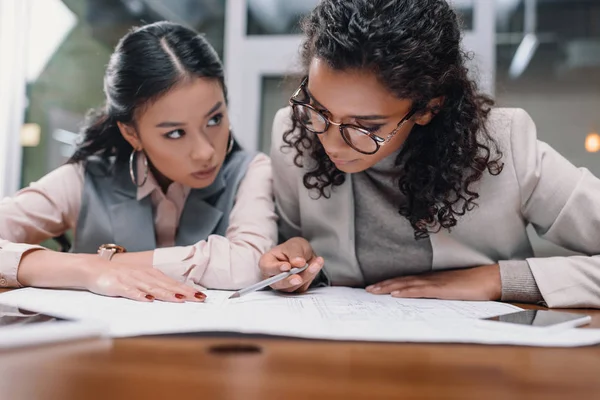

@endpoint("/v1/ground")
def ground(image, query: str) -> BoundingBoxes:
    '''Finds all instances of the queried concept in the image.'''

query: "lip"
[191,166,218,179]
[329,157,358,166]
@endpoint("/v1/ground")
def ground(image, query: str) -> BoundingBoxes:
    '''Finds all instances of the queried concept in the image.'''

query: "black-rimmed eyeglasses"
[289,77,416,155]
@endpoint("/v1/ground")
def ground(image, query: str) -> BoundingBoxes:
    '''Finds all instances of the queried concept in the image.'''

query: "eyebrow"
[154,101,224,128]
[305,87,390,121]
[155,121,185,128]
[204,101,223,117]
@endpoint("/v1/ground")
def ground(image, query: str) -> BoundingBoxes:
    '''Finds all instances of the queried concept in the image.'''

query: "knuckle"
[122,287,142,298]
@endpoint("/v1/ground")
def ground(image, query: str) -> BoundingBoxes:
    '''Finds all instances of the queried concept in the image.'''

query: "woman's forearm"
[17,249,154,290]
[16,249,205,302]
[111,250,154,266]
[17,250,97,289]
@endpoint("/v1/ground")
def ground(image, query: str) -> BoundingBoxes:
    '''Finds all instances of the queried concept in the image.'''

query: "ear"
[413,96,445,126]
[117,121,142,150]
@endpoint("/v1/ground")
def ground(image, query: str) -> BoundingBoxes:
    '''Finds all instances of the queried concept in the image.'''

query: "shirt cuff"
[153,246,194,266]
[0,242,45,288]
[152,246,207,289]
[499,260,545,304]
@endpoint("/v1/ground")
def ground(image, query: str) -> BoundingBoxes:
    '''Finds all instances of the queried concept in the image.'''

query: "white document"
[0,304,107,349]
[1,287,599,347]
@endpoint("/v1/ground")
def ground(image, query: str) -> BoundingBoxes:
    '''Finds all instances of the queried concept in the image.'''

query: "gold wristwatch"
[97,244,127,261]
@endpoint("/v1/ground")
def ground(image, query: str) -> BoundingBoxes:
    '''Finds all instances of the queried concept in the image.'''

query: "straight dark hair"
[69,21,237,164]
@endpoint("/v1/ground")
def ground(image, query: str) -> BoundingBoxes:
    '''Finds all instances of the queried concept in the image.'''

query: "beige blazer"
[271,106,600,309]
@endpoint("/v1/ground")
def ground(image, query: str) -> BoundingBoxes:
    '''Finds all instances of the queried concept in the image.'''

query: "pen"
[228,264,309,299]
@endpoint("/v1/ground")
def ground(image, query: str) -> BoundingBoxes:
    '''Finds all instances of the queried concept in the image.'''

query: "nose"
[190,133,215,165]
[319,123,347,158]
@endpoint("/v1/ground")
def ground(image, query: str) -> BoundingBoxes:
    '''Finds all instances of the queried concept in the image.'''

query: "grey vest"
[72,150,253,253]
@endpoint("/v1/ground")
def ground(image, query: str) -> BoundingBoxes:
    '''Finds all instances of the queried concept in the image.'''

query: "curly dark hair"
[283,0,504,239]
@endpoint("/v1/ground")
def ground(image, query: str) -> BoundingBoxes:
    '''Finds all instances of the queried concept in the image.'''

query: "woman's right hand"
[17,250,205,302]
[87,259,206,303]
[259,237,324,293]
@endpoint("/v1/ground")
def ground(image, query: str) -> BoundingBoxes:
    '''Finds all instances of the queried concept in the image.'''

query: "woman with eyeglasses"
[259,0,600,308]
[0,22,277,302]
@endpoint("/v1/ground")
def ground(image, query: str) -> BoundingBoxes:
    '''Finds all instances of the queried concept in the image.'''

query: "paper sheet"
[0,304,106,349]
[1,287,599,347]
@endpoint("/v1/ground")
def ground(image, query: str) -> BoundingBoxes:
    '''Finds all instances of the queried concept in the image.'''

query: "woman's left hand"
[365,264,502,301]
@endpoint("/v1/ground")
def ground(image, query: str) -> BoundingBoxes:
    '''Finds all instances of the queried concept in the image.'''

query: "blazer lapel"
[110,197,156,252]
[175,172,227,246]
[109,166,156,252]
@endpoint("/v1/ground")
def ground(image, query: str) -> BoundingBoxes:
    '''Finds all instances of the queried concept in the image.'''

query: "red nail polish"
[175,293,185,299]
[145,294,155,300]
[194,292,206,300]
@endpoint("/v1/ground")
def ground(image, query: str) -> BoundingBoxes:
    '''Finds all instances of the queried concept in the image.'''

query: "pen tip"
[228,293,240,299]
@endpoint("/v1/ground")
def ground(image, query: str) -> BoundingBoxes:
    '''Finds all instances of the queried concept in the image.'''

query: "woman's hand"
[17,250,205,302]
[259,237,324,293]
[87,260,207,302]
[366,264,502,301]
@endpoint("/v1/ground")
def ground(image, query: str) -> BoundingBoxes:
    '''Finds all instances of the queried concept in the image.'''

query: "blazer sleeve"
[509,108,600,308]
[270,107,302,242]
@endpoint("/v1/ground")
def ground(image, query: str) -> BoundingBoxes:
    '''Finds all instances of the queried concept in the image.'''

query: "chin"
[334,162,368,174]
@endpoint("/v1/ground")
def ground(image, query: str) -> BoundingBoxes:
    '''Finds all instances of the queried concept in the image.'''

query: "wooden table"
[1,293,599,400]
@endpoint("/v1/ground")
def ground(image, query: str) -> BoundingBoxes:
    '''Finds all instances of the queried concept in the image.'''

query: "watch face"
[97,244,126,259]
[98,248,115,260]
[97,244,126,253]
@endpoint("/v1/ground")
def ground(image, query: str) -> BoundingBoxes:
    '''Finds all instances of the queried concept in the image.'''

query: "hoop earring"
[227,131,234,155]
[129,149,148,187]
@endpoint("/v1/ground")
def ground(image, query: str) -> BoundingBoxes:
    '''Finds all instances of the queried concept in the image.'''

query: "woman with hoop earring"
[0,22,277,303]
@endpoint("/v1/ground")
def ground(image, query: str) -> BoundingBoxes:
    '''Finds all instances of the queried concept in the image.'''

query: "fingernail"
[366,285,373,291]
[175,293,185,299]
[279,263,290,271]
[292,257,305,263]
[391,291,400,296]
[194,292,206,300]
[145,294,155,301]
[371,286,381,292]
[290,277,302,285]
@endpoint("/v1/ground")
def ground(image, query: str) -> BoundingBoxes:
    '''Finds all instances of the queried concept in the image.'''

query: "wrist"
[110,252,126,263]
[97,244,126,261]
[486,263,502,300]
[66,253,105,290]
[111,250,154,267]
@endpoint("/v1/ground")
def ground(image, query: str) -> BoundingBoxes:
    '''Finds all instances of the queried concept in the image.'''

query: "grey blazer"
[271,106,600,308]
[73,150,253,253]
